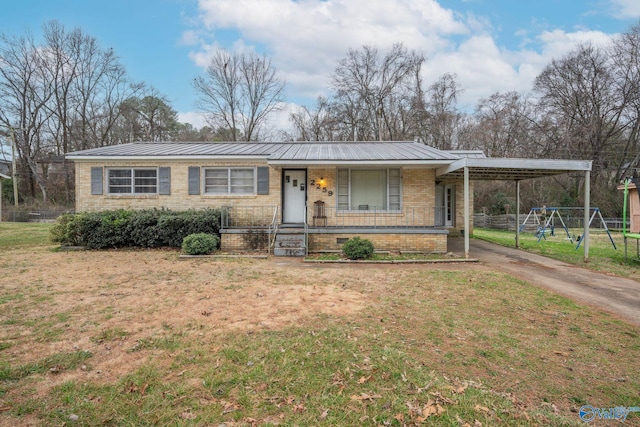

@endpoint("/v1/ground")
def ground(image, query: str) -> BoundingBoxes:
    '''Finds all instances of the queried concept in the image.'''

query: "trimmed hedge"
[50,209,221,250]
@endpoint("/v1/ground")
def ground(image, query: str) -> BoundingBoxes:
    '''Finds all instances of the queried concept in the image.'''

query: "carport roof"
[436,157,592,181]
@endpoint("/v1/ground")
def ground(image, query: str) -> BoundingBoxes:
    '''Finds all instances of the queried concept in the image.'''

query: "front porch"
[219,205,451,255]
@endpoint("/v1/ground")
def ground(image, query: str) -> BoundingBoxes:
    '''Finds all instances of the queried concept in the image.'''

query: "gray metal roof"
[446,150,487,159]
[66,141,461,163]
[66,141,592,181]
[436,157,592,181]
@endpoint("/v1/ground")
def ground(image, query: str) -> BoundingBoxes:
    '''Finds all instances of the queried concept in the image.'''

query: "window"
[204,168,255,194]
[337,168,401,211]
[107,168,157,194]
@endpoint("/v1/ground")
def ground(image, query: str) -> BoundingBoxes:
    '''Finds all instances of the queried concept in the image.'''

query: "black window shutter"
[158,167,171,195]
[257,166,269,195]
[91,167,103,195]
[188,166,200,195]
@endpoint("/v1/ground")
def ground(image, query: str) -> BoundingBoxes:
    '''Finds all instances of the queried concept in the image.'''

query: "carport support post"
[515,180,520,249]
[464,165,470,259]
[584,170,590,263]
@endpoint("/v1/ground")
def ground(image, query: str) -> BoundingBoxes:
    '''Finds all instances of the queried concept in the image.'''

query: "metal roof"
[66,141,592,181]
[66,141,461,164]
[446,150,487,159]
[436,157,592,181]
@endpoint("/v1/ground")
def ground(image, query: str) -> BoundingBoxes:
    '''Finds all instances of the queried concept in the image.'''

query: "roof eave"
[65,155,270,162]
[268,160,457,166]
[436,158,593,180]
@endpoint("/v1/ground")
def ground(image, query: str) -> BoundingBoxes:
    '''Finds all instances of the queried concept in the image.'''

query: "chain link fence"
[474,213,626,231]
[1,207,74,222]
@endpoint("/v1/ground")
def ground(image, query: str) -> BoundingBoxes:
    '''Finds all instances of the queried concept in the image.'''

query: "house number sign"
[309,179,333,196]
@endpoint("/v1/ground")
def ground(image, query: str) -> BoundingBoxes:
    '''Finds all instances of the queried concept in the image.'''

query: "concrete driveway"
[450,238,640,327]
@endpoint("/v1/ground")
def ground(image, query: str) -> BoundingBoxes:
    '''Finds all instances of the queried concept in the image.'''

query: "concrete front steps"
[273,227,306,257]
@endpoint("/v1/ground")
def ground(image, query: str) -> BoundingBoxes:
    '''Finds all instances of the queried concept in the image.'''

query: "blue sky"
[1,0,639,130]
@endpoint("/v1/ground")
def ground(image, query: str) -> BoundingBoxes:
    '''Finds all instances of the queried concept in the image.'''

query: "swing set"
[519,206,617,250]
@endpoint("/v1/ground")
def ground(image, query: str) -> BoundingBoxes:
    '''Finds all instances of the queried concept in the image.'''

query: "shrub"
[50,209,222,250]
[182,233,220,255]
[50,213,77,245]
[342,236,374,260]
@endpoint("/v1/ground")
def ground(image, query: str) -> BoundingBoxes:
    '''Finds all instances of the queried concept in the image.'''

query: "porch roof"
[65,141,460,165]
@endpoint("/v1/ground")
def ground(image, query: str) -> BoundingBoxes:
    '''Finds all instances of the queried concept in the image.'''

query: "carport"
[436,157,593,261]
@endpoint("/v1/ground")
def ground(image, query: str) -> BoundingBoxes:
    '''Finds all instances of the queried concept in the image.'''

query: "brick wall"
[75,161,472,243]
[75,160,282,215]
[309,232,447,253]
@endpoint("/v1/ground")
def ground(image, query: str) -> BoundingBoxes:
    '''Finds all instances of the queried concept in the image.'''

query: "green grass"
[1,223,639,426]
[306,252,452,261]
[0,351,92,382]
[0,222,53,249]
[473,228,640,281]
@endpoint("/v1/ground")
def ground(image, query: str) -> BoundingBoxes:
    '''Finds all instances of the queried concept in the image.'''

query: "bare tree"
[288,96,341,141]
[611,22,640,181]
[0,30,55,200]
[0,21,138,202]
[462,91,532,157]
[421,73,463,150]
[331,44,425,141]
[532,43,630,211]
[193,49,286,141]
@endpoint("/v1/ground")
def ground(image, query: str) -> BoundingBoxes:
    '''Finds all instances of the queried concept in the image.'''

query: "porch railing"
[220,205,447,231]
[221,205,278,229]
[309,205,445,228]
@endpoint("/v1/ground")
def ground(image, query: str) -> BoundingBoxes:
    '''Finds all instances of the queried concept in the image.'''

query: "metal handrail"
[268,206,279,255]
[303,203,309,255]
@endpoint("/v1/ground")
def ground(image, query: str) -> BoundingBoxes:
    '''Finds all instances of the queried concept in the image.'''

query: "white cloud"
[609,0,640,19]
[190,0,469,103]
[178,111,208,129]
[536,29,613,59]
[179,30,201,47]
[181,0,623,129]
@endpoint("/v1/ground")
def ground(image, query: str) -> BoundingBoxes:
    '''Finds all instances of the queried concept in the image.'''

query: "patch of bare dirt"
[0,249,371,390]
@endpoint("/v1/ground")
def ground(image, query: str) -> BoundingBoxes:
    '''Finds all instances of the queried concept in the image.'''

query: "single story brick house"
[66,141,592,258]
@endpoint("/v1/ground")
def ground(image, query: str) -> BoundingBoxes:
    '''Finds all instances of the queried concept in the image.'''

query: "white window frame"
[336,168,402,212]
[107,167,158,195]
[203,167,256,195]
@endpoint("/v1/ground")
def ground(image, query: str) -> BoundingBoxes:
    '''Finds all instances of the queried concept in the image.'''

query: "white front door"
[283,170,307,223]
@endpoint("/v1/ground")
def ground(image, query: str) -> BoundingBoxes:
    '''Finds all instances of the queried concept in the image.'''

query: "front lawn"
[0,223,638,425]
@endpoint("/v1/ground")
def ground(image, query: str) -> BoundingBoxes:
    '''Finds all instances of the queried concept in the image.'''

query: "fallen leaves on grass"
[350,392,382,401]
[125,382,148,395]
